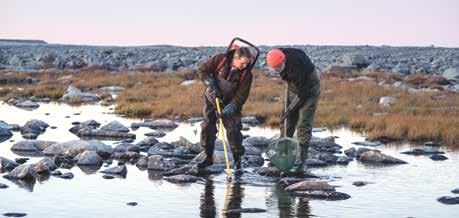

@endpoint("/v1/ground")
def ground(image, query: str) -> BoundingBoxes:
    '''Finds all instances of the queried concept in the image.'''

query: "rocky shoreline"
[0,40,458,79]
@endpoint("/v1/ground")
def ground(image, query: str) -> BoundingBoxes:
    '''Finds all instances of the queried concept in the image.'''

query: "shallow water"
[0,102,458,218]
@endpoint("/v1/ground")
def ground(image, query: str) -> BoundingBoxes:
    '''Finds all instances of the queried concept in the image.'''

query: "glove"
[221,103,237,118]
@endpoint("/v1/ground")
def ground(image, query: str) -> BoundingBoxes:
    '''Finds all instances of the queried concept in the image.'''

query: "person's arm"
[198,54,224,84]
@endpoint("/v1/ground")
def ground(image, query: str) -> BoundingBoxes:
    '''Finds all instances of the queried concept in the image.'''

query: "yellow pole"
[215,98,232,180]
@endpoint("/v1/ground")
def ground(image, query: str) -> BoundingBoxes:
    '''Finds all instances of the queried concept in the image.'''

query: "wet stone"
[58,172,74,179]
[430,154,448,161]
[2,213,27,217]
[0,183,9,189]
[126,202,138,206]
[15,158,29,164]
[102,175,115,179]
[437,196,459,205]
[352,181,369,187]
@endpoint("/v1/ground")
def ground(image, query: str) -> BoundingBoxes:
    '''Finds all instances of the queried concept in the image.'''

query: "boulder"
[3,164,35,180]
[0,157,19,172]
[74,150,103,166]
[20,119,49,136]
[34,157,57,174]
[285,181,335,192]
[379,96,398,106]
[59,85,100,103]
[100,165,127,177]
[11,140,56,153]
[131,119,178,130]
[100,121,130,132]
[357,150,407,165]
[43,140,113,158]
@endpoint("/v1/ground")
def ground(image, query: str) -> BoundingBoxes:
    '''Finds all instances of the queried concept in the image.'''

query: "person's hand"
[221,103,237,118]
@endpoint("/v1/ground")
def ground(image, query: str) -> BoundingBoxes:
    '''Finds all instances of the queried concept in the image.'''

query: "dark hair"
[233,47,252,59]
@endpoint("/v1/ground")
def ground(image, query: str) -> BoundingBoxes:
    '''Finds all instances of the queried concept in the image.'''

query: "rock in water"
[164,174,199,183]
[75,150,103,166]
[285,181,336,192]
[437,196,459,205]
[100,121,130,132]
[357,150,407,165]
[3,164,36,180]
[100,165,127,177]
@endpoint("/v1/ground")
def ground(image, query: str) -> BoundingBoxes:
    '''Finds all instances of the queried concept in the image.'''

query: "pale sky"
[1,0,458,47]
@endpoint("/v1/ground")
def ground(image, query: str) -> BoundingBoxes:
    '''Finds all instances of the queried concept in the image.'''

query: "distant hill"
[0,39,47,44]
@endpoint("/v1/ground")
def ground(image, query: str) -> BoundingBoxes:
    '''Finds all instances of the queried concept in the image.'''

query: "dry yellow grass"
[0,70,457,147]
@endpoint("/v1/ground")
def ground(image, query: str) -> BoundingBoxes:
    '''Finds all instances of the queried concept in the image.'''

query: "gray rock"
[305,159,328,168]
[114,143,140,153]
[135,156,148,168]
[144,131,166,138]
[437,196,459,205]
[2,212,27,217]
[43,140,113,158]
[336,156,351,165]
[0,183,9,189]
[187,117,203,124]
[14,100,39,109]
[58,172,74,179]
[59,85,100,103]
[392,63,411,74]
[34,157,57,174]
[100,165,127,177]
[162,164,198,176]
[0,126,13,137]
[285,181,336,192]
[136,137,159,150]
[20,119,49,136]
[164,174,199,183]
[344,147,357,158]
[442,67,459,80]
[242,136,271,147]
[11,140,56,153]
[342,53,370,68]
[0,157,19,172]
[352,181,369,187]
[357,150,408,165]
[81,120,101,128]
[75,150,103,166]
[241,116,260,125]
[430,154,448,161]
[290,190,351,201]
[451,188,459,194]
[379,96,398,106]
[255,167,282,177]
[3,164,35,180]
[100,121,130,132]
[131,119,178,130]
[126,202,138,206]
[401,148,444,156]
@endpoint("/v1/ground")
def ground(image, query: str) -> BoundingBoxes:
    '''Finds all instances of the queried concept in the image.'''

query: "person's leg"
[279,89,299,138]
[291,83,320,173]
[199,98,218,168]
[223,113,244,171]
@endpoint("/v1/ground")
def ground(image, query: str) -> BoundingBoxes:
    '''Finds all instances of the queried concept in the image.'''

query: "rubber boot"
[232,146,244,174]
[289,144,308,174]
[198,148,214,168]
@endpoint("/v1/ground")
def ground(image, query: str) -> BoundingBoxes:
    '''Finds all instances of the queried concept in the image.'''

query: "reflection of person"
[273,184,311,217]
[266,48,321,174]
[223,179,244,218]
[197,47,254,171]
[200,180,216,218]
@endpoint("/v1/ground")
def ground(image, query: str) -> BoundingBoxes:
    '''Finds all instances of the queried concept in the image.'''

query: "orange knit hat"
[266,49,286,69]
